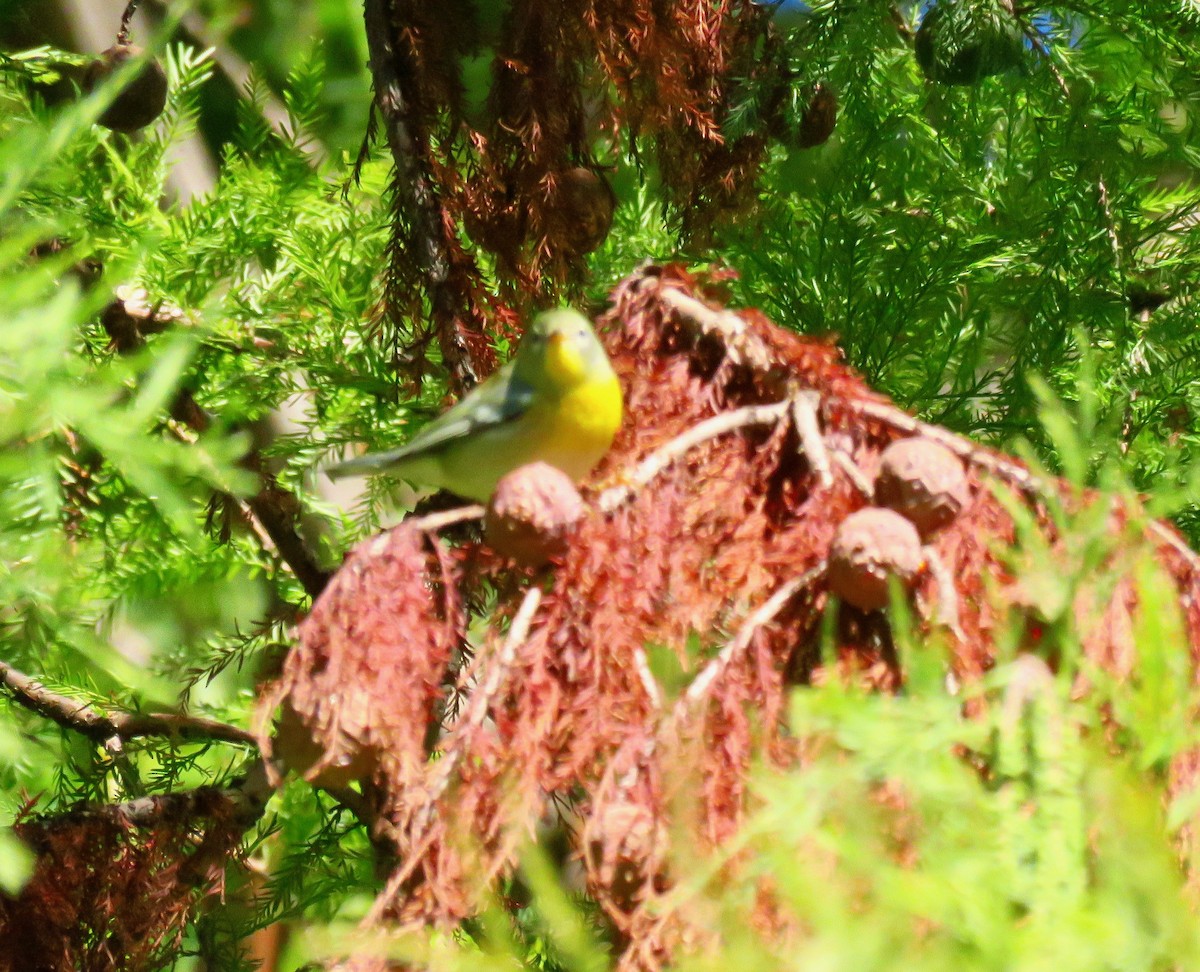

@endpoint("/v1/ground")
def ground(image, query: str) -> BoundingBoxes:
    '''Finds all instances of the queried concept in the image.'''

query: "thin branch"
[606,568,824,786]
[367,587,543,923]
[368,270,1200,585]
[0,660,258,747]
[362,0,481,392]
[428,587,542,810]
[318,783,377,832]
[923,548,965,642]
[386,400,803,540]
[24,757,272,831]
[850,399,1042,489]
[99,290,331,599]
[656,285,779,373]
[633,645,663,709]
[792,392,832,489]
[407,504,486,534]
[1011,11,1070,99]
[831,449,874,498]
[241,451,331,599]
[646,266,1200,576]
[1097,176,1122,270]
[597,400,793,513]
[670,566,824,725]
[117,0,140,46]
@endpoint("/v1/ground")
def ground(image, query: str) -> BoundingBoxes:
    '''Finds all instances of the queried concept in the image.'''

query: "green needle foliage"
[1,0,1200,969]
[726,1,1200,478]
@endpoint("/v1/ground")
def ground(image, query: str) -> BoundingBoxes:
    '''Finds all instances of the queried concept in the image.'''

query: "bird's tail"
[325,447,411,480]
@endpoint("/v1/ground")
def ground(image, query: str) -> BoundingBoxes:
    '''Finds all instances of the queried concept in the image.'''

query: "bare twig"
[632,646,663,709]
[605,568,824,787]
[846,398,1047,491]
[117,0,140,46]
[0,660,258,748]
[318,783,377,832]
[1097,176,1122,270]
[652,271,1021,473]
[407,504,486,534]
[427,587,542,808]
[792,392,832,489]
[389,398,808,542]
[597,400,794,513]
[831,449,874,498]
[923,548,965,642]
[669,567,824,726]
[656,285,778,373]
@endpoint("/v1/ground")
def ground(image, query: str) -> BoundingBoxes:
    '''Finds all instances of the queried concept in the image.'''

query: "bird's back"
[430,369,622,501]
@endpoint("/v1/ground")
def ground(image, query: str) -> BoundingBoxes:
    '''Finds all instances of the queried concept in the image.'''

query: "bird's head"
[513,308,615,393]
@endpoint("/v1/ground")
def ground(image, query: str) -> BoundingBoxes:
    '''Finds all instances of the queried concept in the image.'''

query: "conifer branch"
[146,0,324,164]
[0,660,258,748]
[670,566,824,723]
[362,0,481,392]
[1009,9,1070,98]
[367,587,543,924]
[99,289,332,599]
[644,267,1200,575]
[24,758,272,831]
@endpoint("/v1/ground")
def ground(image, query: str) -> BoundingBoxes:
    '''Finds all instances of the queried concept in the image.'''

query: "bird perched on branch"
[327,308,623,502]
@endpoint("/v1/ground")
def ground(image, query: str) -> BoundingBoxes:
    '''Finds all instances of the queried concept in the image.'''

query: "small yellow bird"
[327,308,623,502]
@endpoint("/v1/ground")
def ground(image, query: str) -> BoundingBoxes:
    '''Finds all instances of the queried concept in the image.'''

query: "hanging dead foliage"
[262,523,468,795]
[0,788,251,972]
[362,0,786,387]
[267,263,1200,968]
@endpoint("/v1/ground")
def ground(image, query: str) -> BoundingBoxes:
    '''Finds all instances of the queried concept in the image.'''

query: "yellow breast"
[540,374,624,478]
[565,374,623,440]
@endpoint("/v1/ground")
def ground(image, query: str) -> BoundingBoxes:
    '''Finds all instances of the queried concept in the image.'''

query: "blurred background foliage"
[1,0,372,156]
[2,0,1200,968]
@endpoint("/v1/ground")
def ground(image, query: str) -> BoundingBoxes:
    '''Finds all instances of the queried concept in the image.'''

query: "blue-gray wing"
[327,363,534,478]
[401,362,534,455]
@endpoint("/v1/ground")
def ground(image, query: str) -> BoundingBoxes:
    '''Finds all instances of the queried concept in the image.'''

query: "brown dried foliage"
[270,265,1200,967]
[0,795,244,972]
[263,524,466,795]
[367,0,785,382]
